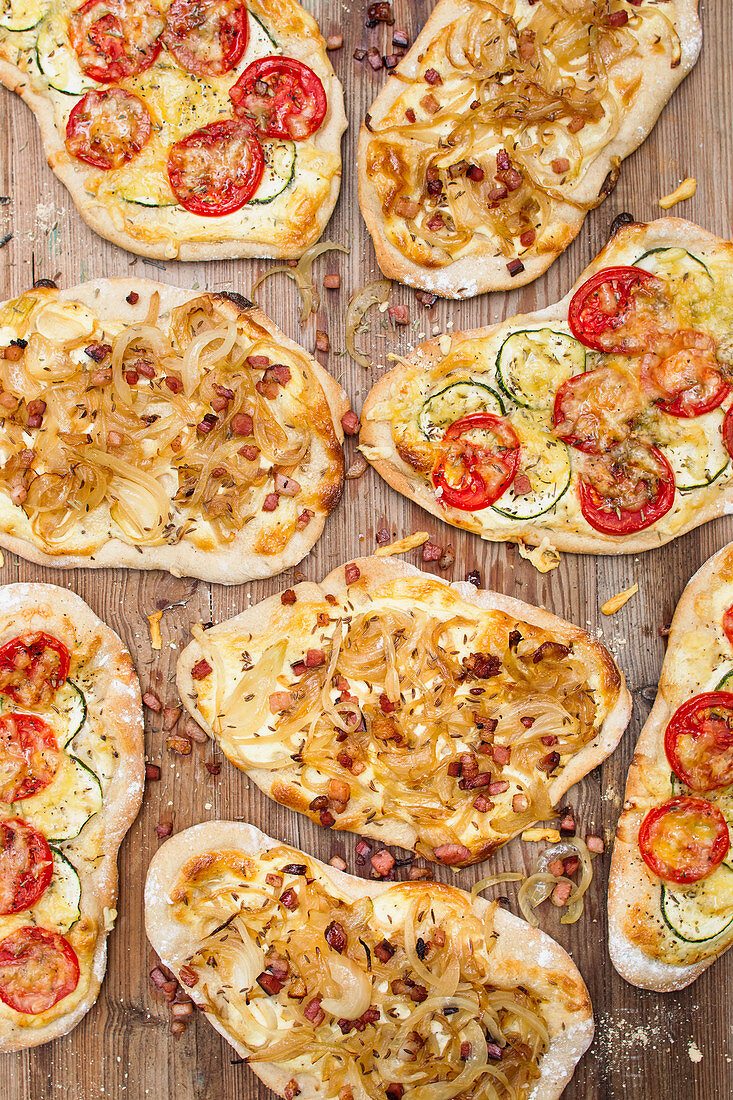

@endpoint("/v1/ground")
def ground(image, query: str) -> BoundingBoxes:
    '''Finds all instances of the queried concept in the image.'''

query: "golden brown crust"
[0,583,144,1051]
[176,556,631,864]
[145,821,595,1100]
[0,277,349,584]
[357,0,701,297]
[0,0,347,260]
[361,218,733,557]
[608,542,733,991]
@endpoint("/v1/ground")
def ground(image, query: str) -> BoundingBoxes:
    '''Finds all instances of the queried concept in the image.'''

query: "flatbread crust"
[608,542,733,992]
[0,582,144,1051]
[360,217,733,557]
[144,820,595,1100]
[357,0,701,298]
[0,0,347,260]
[176,555,631,863]
[0,277,349,583]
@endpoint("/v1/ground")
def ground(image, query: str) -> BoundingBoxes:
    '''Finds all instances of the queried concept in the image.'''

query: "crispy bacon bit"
[492,744,511,765]
[281,589,297,606]
[587,835,605,853]
[320,809,336,828]
[564,856,580,876]
[143,691,162,712]
[486,1043,503,1061]
[394,196,421,219]
[324,273,341,289]
[257,971,283,996]
[532,641,571,664]
[551,881,573,907]
[370,849,396,877]
[519,229,537,248]
[297,509,314,528]
[393,28,409,48]
[386,1086,404,1100]
[365,1,393,27]
[341,410,361,436]
[329,855,347,871]
[345,563,361,584]
[197,413,218,435]
[460,1041,472,1060]
[355,839,372,862]
[607,9,628,26]
[367,47,383,70]
[387,304,409,326]
[326,34,343,50]
[540,733,557,745]
[191,659,212,681]
[460,772,492,791]
[547,858,565,877]
[551,157,570,175]
[26,399,46,429]
[274,473,301,497]
[145,763,161,781]
[420,93,440,114]
[280,888,299,910]
[538,751,561,774]
[424,67,442,85]
[156,822,173,838]
[178,966,197,987]
[269,691,292,713]
[256,378,280,399]
[507,259,525,277]
[84,343,111,363]
[315,330,330,353]
[166,734,191,755]
[410,984,428,1003]
[462,653,501,678]
[263,493,280,512]
[247,355,270,369]
[284,1080,301,1100]
[266,872,283,887]
[559,809,576,836]
[354,47,367,60]
[405,106,416,123]
[421,541,442,562]
[473,794,493,812]
[408,865,433,880]
[304,998,325,1025]
[433,843,471,864]
[328,777,351,804]
[325,921,347,952]
[374,939,395,963]
[487,780,509,796]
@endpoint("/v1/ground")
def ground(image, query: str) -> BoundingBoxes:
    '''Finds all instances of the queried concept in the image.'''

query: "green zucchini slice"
[496,328,586,411]
[55,681,87,747]
[492,411,571,520]
[635,247,714,293]
[657,409,729,491]
[419,381,504,440]
[242,10,277,59]
[36,9,96,95]
[250,141,295,204]
[31,847,82,932]
[0,0,50,31]
[13,755,102,841]
[662,864,733,943]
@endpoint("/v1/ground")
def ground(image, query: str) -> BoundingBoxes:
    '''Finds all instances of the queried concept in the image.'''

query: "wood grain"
[0,0,731,1096]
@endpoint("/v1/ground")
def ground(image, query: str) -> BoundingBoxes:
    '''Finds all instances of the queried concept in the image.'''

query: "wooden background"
[0,0,730,1096]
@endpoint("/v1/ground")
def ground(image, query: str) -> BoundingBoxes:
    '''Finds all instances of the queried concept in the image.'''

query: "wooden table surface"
[0,0,730,1097]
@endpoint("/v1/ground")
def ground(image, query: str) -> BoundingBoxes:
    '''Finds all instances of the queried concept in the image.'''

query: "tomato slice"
[0,927,79,1015]
[68,0,164,83]
[723,405,733,460]
[664,691,733,792]
[167,118,264,216]
[568,266,669,354]
[552,365,642,454]
[0,633,70,708]
[0,819,53,915]
[577,444,675,535]
[163,0,249,76]
[0,714,60,803]
[638,796,729,884]
[432,413,520,511]
[723,605,733,648]
[65,88,152,171]
[229,56,327,140]
[641,342,730,418]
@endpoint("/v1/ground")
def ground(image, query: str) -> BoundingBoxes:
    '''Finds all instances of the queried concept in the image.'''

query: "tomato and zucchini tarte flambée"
[608,543,733,991]
[176,557,630,866]
[145,822,595,1100]
[360,218,733,557]
[0,278,348,583]
[0,582,143,1051]
[0,0,347,259]
[357,0,700,298]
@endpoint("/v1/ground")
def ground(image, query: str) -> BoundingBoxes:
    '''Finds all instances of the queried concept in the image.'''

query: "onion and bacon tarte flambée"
[0,0,347,260]
[357,0,700,298]
[0,278,348,583]
[608,543,733,991]
[145,821,595,1100]
[360,218,733,557]
[0,582,143,1051]
[176,557,630,866]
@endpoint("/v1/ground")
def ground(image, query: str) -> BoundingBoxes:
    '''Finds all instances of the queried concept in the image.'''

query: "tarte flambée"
[0,278,348,583]
[176,557,630,866]
[0,0,347,259]
[0,582,143,1051]
[145,821,595,1100]
[360,218,733,558]
[357,0,700,298]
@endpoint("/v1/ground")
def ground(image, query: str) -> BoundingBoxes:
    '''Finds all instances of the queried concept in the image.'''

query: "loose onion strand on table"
[366,0,681,263]
[251,242,349,324]
[345,279,392,368]
[177,848,551,1100]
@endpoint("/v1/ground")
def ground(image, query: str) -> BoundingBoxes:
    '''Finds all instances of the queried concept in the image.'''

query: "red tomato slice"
[0,927,79,1015]
[0,714,60,803]
[644,344,730,418]
[229,56,327,140]
[0,633,70,708]
[568,266,669,354]
[723,405,733,460]
[163,0,248,76]
[65,88,152,170]
[68,0,165,83]
[432,413,520,511]
[638,796,729,884]
[552,365,642,454]
[167,118,264,216]
[577,445,675,535]
[665,692,733,792]
[0,819,53,915]
[723,605,733,647]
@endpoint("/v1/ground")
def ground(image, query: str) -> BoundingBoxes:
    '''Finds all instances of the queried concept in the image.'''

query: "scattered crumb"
[688,1041,703,1064]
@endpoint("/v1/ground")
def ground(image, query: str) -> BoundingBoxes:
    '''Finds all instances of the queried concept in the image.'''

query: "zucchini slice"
[36,9,96,95]
[56,681,87,747]
[242,10,277,61]
[0,0,50,31]
[657,409,729,491]
[419,381,504,440]
[662,864,733,943]
[716,670,733,691]
[635,247,714,293]
[496,328,586,411]
[12,755,102,841]
[250,141,295,204]
[31,847,82,932]
[492,410,571,520]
